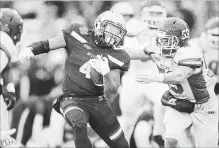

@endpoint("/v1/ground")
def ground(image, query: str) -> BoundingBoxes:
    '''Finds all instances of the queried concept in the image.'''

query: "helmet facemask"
[141,6,167,29]
[95,20,127,48]
[156,31,179,58]
[205,27,219,49]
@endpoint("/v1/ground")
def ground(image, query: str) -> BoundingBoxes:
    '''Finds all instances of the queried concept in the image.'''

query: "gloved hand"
[2,83,16,110]
[0,129,22,147]
[161,90,195,113]
[90,55,110,76]
[18,47,34,62]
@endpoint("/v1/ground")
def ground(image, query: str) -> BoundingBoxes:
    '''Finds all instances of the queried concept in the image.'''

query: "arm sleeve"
[174,45,203,69]
[28,24,82,55]
[108,50,131,72]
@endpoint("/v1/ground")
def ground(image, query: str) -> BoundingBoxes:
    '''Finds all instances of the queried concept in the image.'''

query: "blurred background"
[0,0,218,148]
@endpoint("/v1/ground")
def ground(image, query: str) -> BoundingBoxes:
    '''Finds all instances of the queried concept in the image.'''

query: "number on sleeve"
[169,84,184,94]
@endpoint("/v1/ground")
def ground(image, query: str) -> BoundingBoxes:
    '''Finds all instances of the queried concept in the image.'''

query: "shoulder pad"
[178,58,203,68]
[108,49,130,71]
[174,44,203,64]
[63,23,91,44]
[63,23,85,35]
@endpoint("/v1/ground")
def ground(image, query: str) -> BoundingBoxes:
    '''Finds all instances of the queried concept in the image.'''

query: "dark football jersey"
[62,23,130,96]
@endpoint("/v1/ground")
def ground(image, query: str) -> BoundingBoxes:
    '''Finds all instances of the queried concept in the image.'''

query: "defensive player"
[18,11,130,148]
[136,17,218,147]
[190,17,219,96]
[0,8,23,147]
[117,1,168,147]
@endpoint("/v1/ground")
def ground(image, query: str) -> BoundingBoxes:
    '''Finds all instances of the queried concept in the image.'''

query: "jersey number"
[169,84,184,94]
[79,60,92,79]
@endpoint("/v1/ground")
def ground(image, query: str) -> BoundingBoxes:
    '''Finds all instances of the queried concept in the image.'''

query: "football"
[90,67,103,86]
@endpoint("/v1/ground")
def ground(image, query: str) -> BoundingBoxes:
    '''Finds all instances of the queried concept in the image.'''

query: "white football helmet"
[110,2,135,18]
[140,0,167,29]
[94,11,127,47]
[204,17,219,49]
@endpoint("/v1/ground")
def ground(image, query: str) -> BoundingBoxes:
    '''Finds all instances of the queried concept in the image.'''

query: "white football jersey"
[151,44,216,103]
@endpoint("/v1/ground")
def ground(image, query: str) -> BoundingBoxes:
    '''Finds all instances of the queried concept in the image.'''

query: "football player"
[190,17,219,96]
[136,17,218,147]
[118,1,168,147]
[18,10,130,148]
[0,8,23,147]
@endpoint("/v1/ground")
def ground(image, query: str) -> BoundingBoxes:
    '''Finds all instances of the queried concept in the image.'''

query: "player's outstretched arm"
[18,34,66,62]
[160,66,195,84]
[136,65,195,85]
[125,46,150,60]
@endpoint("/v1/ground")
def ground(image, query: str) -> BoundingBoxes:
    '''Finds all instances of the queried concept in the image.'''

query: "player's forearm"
[161,72,188,84]
[158,66,194,84]
[103,73,120,99]
[28,34,66,55]
[28,40,50,55]
[126,46,150,60]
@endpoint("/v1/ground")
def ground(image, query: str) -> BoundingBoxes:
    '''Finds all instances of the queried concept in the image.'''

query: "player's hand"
[2,83,16,110]
[0,129,20,147]
[143,37,157,55]
[91,55,110,76]
[18,47,34,62]
[135,73,164,84]
[0,129,16,141]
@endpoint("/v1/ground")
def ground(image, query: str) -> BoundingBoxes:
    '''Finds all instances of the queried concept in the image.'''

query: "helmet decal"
[182,29,189,40]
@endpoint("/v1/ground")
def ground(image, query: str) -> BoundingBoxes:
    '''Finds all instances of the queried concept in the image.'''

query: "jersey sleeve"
[174,45,203,69]
[63,23,81,35]
[62,23,88,54]
[108,49,130,72]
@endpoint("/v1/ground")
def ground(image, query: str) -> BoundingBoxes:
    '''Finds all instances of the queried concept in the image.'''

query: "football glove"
[90,55,110,76]
[161,90,195,113]
[0,129,22,147]
[18,47,34,62]
[2,83,16,110]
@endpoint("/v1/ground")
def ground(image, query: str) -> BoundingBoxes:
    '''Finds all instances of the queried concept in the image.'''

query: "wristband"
[28,40,50,55]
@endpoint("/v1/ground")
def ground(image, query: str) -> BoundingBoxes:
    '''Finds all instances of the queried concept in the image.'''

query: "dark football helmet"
[156,17,190,57]
[0,8,23,44]
[94,11,127,48]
